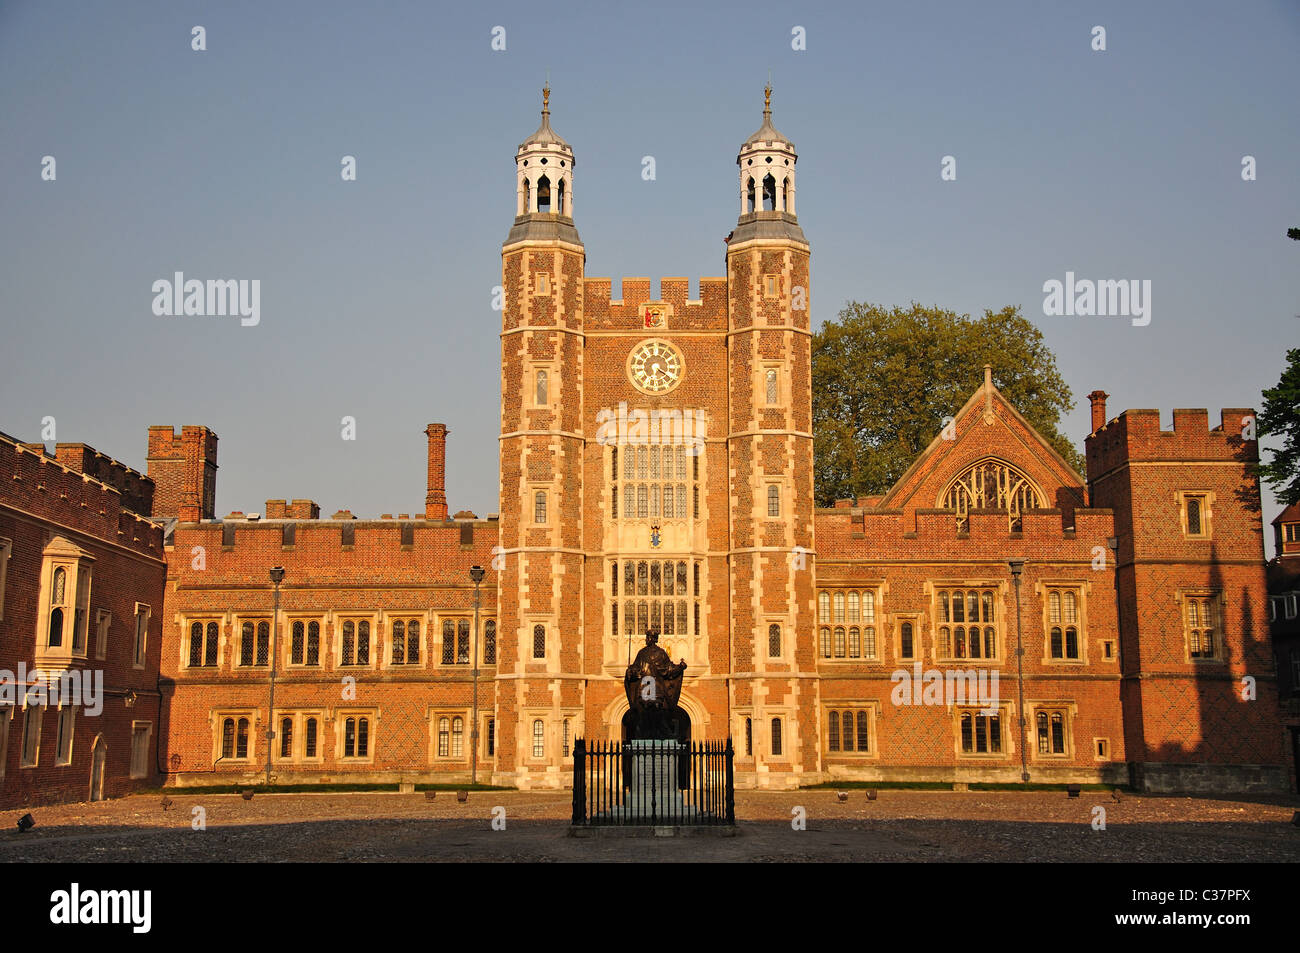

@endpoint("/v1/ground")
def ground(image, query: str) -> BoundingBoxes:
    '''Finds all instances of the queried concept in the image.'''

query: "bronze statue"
[623,630,687,740]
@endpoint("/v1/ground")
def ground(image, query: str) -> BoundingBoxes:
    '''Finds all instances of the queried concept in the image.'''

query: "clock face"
[627,339,684,395]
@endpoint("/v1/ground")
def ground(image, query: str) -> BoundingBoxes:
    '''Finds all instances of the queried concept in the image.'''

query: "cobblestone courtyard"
[2,789,1297,862]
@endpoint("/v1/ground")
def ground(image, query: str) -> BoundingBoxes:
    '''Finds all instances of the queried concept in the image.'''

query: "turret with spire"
[506,84,580,245]
[732,84,805,245]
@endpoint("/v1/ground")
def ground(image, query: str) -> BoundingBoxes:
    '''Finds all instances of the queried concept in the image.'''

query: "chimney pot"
[425,424,449,520]
[1088,390,1109,434]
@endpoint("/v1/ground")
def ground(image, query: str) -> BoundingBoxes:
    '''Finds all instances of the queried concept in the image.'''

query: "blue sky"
[2,0,1297,535]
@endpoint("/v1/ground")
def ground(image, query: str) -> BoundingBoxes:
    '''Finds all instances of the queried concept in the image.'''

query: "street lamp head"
[1107,536,1119,552]
[269,566,286,584]
[470,565,486,584]
[1007,559,1024,578]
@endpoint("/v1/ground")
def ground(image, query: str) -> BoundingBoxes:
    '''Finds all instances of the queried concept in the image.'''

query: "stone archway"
[600,689,710,743]
[621,706,692,745]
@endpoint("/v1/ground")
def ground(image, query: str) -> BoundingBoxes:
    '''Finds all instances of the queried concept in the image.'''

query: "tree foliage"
[811,302,1081,507]
[1257,347,1300,505]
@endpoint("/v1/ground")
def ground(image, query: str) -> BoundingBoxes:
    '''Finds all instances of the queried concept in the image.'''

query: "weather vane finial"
[542,81,550,115]
[764,79,772,117]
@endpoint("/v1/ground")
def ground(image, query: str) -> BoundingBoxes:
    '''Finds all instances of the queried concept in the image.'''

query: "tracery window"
[941,459,1043,532]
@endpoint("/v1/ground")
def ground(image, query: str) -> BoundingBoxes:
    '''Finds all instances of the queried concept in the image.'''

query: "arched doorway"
[89,735,106,802]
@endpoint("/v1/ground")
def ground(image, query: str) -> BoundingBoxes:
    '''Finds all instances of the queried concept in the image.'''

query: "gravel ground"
[1,790,1296,862]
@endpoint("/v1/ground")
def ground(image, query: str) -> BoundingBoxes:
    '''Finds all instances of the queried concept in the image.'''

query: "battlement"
[2,435,163,557]
[265,499,321,520]
[147,424,218,464]
[16,441,155,517]
[816,504,1115,560]
[583,276,729,330]
[1086,405,1257,480]
[172,517,500,586]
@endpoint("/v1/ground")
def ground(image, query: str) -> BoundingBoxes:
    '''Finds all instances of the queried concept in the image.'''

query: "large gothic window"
[941,459,1044,532]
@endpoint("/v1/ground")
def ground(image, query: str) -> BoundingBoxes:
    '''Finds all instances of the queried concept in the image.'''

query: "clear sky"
[2,0,1297,538]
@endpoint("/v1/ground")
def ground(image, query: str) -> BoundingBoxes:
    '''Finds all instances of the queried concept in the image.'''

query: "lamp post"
[1007,559,1029,783]
[265,566,285,786]
[470,564,485,785]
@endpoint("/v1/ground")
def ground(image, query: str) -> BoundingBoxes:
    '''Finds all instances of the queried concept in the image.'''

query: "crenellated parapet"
[582,277,729,331]
[1086,407,1257,480]
[3,434,163,557]
[817,504,1115,561]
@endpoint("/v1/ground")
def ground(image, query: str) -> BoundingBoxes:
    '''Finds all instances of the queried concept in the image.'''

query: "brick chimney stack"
[1088,390,1109,434]
[425,424,449,520]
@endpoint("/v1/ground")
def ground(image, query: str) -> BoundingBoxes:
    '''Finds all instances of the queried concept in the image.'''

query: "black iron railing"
[571,738,735,826]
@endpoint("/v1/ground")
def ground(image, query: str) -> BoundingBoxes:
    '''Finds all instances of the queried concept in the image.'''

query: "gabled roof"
[877,365,1085,512]
[1272,501,1300,525]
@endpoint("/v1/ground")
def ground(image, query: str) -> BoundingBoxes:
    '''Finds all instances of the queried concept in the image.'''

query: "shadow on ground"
[1,815,1296,863]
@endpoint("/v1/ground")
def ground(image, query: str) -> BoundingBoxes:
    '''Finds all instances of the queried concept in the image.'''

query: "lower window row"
[735,707,1087,759]
[216,712,501,764]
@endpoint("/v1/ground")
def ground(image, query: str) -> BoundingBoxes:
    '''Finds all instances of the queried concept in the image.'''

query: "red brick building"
[0,431,167,809]
[21,87,1288,801]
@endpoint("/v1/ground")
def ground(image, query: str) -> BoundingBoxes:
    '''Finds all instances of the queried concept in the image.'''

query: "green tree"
[812,302,1081,507]
[1257,347,1300,505]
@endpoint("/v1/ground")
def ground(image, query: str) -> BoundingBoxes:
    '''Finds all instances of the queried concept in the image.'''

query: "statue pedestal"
[622,740,695,823]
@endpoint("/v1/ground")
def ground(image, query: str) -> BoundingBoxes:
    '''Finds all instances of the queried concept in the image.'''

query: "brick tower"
[495,86,586,787]
[1085,398,1285,791]
[724,87,818,786]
